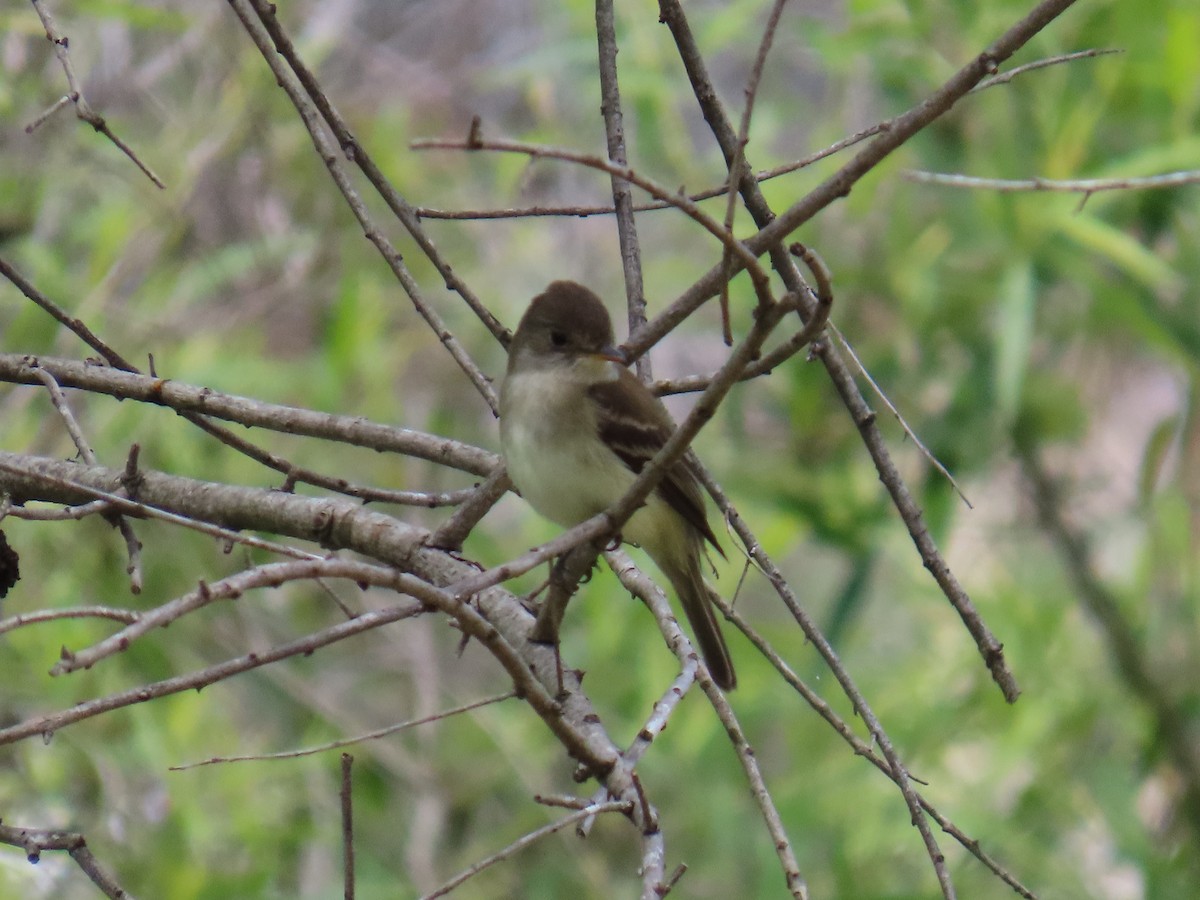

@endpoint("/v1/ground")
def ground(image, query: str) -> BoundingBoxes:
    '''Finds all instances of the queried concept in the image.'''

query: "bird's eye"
[549,330,569,347]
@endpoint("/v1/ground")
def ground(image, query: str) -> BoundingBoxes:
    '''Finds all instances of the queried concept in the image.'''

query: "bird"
[499,280,736,690]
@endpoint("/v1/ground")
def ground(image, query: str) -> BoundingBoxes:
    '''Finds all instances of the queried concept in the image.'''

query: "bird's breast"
[500,368,635,527]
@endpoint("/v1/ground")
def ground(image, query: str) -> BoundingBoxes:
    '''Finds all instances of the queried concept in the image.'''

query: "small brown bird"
[499,281,736,690]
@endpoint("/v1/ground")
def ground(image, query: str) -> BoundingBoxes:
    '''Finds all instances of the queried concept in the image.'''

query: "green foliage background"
[1,0,1198,897]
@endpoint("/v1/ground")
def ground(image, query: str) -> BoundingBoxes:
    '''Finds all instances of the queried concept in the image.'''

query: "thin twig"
[718,0,790,336]
[31,365,144,590]
[225,0,498,410]
[739,0,1085,259]
[52,559,359,675]
[27,0,164,188]
[0,258,134,369]
[421,802,632,899]
[331,51,1119,224]
[0,605,140,636]
[427,467,510,551]
[0,601,425,747]
[594,0,651,378]
[651,242,833,397]
[240,0,509,347]
[0,823,134,900]
[971,47,1123,91]
[711,589,1038,898]
[412,124,891,222]
[411,134,777,309]
[904,168,1200,194]
[606,549,807,898]
[171,692,516,768]
[829,324,973,508]
[692,459,951,898]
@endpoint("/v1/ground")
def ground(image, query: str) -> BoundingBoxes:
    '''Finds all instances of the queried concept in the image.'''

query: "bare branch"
[718,0,790,338]
[224,0,498,410]
[655,0,1029,710]
[653,236,834,395]
[171,692,516,769]
[53,559,357,675]
[594,0,650,378]
[0,452,629,783]
[421,801,632,900]
[904,168,1200,194]
[0,598,424,748]
[606,549,807,899]
[427,467,512,551]
[411,48,1122,225]
[239,0,510,347]
[31,365,144,591]
[829,325,973,508]
[0,265,488,502]
[2,498,112,520]
[713,589,1039,898]
[634,0,1084,361]
[411,133,777,309]
[0,457,326,562]
[0,605,140,637]
[971,47,1123,91]
[0,822,134,900]
[691,460,954,896]
[0,549,608,778]
[0,353,497,479]
[27,0,164,189]
[0,257,135,370]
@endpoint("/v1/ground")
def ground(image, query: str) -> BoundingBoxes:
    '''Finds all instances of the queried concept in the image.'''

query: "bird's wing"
[589,370,725,556]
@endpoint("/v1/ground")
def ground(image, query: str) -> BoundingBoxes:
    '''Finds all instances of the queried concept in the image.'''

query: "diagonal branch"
[607,549,807,899]
[27,0,164,189]
[0,822,133,900]
[224,0,498,410]
[239,0,509,347]
[633,0,1083,358]
[655,0,1042,705]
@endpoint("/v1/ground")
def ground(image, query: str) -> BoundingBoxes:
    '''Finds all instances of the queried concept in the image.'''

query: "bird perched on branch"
[500,280,735,690]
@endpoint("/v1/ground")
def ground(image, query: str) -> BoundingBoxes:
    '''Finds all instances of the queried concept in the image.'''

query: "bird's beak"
[596,344,627,365]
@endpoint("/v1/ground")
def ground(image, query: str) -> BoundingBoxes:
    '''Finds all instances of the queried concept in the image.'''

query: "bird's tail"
[673,562,737,691]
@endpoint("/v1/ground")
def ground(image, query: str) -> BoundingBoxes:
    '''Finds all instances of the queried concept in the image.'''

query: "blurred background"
[1,0,1198,897]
